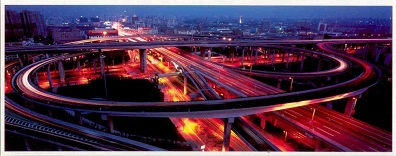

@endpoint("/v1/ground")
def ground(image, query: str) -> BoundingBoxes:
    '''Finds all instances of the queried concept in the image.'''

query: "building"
[137,27,158,34]
[20,10,47,37]
[5,10,24,41]
[51,28,87,44]
[88,28,118,38]
[261,20,270,33]
[5,10,47,41]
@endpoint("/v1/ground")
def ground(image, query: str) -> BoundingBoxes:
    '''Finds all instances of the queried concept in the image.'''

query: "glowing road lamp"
[311,108,316,121]
[289,77,293,92]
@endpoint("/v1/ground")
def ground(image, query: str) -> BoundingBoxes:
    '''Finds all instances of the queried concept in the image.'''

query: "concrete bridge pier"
[314,138,323,151]
[222,117,234,151]
[183,75,187,95]
[75,111,83,125]
[18,54,25,68]
[200,47,206,57]
[299,55,305,72]
[271,50,275,67]
[122,50,126,65]
[317,58,322,71]
[344,95,359,116]
[34,72,39,85]
[100,55,106,76]
[230,46,235,62]
[249,47,253,60]
[208,47,212,61]
[258,113,267,129]
[58,60,65,85]
[77,56,81,75]
[93,59,97,73]
[241,48,245,69]
[254,48,258,65]
[139,49,147,73]
[47,65,53,89]
[101,114,114,133]
[24,137,31,151]
[277,78,282,89]
[286,53,291,69]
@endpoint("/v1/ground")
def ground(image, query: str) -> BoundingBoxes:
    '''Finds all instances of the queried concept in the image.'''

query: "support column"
[277,79,282,89]
[271,50,275,67]
[18,54,24,68]
[317,58,322,71]
[231,47,235,62]
[93,59,97,73]
[286,53,290,69]
[77,57,81,75]
[139,49,147,73]
[183,75,187,95]
[100,55,106,76]
[241,48,245,68]
[24,137,31,151]
[100,55,108,100]
[132,50,136,63]
[222,117,234,151]
[208,48,212,61]
[254,48,258,65]
[47,65,53,89]
[122,50,126,65]
[249,47,253,60]
[314,138,323,151]
[344,96,358,116]
[258,114,267,129]
[300,54,305,71]
[34,72,39,85]
[58,60,65,85]
[101,114,114,133]
[281,52,285,63]
[75,111,83,125]
[200,47,206,57]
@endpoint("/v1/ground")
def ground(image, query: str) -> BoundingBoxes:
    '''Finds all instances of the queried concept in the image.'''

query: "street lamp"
[311,108,316,121]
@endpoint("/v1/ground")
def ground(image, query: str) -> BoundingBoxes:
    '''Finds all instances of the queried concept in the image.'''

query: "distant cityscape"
[5,8,392,44]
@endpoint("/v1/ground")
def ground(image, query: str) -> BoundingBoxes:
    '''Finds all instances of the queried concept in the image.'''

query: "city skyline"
[5,5,392,19]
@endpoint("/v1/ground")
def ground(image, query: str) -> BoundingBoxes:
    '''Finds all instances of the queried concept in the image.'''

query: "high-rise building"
[261,19,270,33]
[20,10,47,38]
[5,10,24,41]
[5,10,47,41]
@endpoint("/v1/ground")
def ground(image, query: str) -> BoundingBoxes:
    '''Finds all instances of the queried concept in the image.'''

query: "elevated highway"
[9,39,383,118]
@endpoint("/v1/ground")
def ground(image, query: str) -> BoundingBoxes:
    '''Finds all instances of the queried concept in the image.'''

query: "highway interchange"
[4,34,392,151]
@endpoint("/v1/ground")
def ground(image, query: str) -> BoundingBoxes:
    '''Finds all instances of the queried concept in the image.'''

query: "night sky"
[5,5,392,19]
